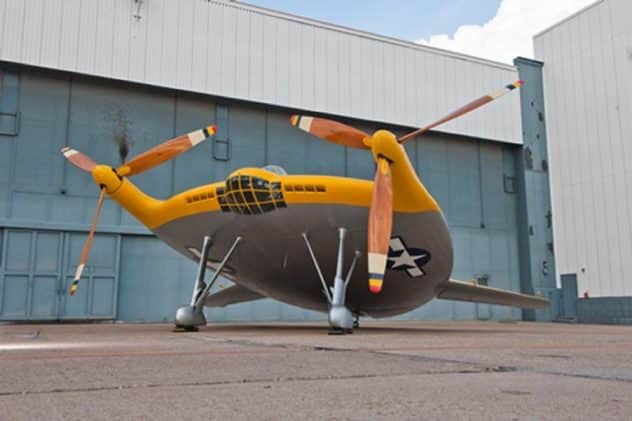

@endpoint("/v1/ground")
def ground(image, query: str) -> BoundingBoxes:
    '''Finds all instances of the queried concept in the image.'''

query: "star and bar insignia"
[386,237,431,278]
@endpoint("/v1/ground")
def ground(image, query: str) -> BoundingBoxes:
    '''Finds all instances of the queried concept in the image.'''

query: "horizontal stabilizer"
[435,279,549,309]
[205,284,265,308]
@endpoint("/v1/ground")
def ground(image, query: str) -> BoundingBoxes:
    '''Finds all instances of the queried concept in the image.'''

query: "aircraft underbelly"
[153,204,453,318]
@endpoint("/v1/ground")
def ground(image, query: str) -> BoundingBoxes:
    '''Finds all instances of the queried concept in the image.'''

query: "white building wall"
[0,0,522,143]
[535,0,632,296]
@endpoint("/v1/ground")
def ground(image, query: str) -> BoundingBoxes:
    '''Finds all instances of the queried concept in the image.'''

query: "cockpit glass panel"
[255,191,271,201]
[260,202,275,212]
[240,176,251,189]
[252,177,269,190]
[230,177,239,190]
[233,190,245,204]
[243,191,254,202]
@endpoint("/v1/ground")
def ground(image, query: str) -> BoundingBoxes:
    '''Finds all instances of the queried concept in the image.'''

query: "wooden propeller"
[117,125,216,176]
[61,124,216,295]
[61,147,97,173]
[290,115,370,149]
[69,188,106,296]
[398,80,523,143]
[367,157,393,293]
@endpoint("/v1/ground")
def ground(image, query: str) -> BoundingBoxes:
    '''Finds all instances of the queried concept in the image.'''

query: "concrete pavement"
[1,321,631,420]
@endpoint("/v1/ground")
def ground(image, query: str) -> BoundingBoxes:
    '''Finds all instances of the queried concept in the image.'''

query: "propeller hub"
[370,130,401,164]
[92,165,123,194]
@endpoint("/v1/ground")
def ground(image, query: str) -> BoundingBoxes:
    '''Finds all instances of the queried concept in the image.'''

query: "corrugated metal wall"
[0,64,522,322]
[0,0,522,144]
[534,0,632,297]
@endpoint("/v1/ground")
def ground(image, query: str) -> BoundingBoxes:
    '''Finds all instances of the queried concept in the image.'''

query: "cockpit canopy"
[217,168,286,215]
[262,165,288,175]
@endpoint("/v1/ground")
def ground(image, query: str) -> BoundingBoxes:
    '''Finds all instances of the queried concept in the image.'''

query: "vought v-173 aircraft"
[61,80,548,333]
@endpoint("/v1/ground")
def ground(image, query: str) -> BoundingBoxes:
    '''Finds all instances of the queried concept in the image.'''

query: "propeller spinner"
[62,125,216,295]
[291,80,524,293]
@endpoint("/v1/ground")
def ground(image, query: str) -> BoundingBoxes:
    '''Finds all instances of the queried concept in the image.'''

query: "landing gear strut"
[174,235,241,331]
[303,228,360,334]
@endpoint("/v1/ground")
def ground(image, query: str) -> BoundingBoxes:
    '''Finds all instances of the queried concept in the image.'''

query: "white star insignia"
[387,238,428,277]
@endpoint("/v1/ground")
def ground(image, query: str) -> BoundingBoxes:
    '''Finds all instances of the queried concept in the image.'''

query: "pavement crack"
[0,369,490,398]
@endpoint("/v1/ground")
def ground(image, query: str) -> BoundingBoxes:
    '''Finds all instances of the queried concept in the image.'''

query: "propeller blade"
[61,147,97,173]
[69,188,106,296]
[290,115,370,149]
[367,157,393,294]
[117,125,216,177]
[399,80,524,143]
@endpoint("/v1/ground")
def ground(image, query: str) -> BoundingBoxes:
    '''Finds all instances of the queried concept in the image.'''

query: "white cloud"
[418,0,597,63]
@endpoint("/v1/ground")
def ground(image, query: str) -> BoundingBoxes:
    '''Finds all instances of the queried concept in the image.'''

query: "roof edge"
[533,0,604,39]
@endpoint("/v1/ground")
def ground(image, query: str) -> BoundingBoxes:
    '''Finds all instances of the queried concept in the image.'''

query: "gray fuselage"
[154,204,453,318]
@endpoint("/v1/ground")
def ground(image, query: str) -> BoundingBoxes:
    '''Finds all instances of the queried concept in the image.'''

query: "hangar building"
[535,0,632,323]
[0,0,554,323]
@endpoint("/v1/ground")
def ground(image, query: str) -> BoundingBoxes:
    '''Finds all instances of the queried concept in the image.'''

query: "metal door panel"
[61,232,119,320]
[561,273,578,319]
[1,230,33,319]
[2,275,29,317]
[34,231,61,273]
[6,230,32,272]
[30,275,57,318]
[88,235,117,272]
[65,232,88,274]
[61,275,89,319]
[0,229,119,320]
[65,233,117,273]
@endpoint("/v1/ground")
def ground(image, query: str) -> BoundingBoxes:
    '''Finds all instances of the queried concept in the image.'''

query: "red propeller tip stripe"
[205,125,217,136]
[369,278,383,294]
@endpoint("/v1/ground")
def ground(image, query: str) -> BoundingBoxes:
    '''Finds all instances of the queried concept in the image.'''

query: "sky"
[243,0,598,63]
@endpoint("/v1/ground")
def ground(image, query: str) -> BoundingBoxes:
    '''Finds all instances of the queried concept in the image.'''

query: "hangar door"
[0,229,120,321]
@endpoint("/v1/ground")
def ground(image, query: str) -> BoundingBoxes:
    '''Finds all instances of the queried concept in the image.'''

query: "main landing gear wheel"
[174,235,241,332]
[173,325,199,332]
[328,328,353,335]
